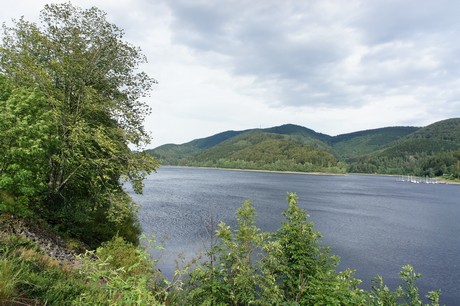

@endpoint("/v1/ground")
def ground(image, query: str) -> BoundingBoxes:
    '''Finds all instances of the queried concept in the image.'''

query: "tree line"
[348,149,460,179]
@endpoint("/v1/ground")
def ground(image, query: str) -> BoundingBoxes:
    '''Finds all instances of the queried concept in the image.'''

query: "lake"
[129,166,460,304]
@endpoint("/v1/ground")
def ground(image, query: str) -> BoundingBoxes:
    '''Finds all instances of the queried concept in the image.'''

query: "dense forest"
[147,119,460,180]
[0,3,447,305]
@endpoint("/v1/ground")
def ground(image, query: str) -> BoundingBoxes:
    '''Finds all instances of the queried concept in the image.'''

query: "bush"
[184,194,366,305]
[183,193,441,305]
[76,236,166,305]
[96,236,155,277]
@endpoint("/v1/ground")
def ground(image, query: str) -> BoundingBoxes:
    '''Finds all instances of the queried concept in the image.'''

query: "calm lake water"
[129,166,460,304]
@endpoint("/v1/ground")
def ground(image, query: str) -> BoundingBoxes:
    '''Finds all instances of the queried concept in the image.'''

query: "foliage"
[346,118,460,178]
[0,3,158,245]
[0,232,169,305]
[182,194,443,305]
[147,124,333,166]
[145,130,246,166]
[0,2,451,304]
[184,194,368,305]
[95,236,156,277]
[0,257,22,302]
[0,77,54,216]
[75,237,166,305]
[184,200,265,305]
[0,234,87,305]
[369,265,441,306]
[265,193,365,305]
[332,127,420,160]
[159,130,345,173]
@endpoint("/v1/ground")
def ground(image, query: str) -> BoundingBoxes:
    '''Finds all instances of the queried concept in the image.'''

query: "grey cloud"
[165,0,357,106]
[353,0,460,45]
[162,0,460,113]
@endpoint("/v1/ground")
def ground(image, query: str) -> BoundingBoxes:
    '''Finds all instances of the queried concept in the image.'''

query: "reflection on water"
[129,166,460,304]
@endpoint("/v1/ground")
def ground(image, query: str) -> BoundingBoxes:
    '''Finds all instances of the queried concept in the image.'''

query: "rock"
[0,214,81,264]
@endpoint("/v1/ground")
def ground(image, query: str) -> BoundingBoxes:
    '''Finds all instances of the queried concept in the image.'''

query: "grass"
[0,231,168,305]
[0,257,22,302]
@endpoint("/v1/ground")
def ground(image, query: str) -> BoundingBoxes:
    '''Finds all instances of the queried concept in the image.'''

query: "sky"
[1,0,460,148]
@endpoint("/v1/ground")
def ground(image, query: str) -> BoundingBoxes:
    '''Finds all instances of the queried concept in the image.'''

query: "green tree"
[0,3,158,245]
[0,76,54,215]
[263,193,365,305]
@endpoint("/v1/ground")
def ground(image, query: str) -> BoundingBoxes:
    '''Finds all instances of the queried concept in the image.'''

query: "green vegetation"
[148,120,460,180]
[184,194,365,305]
[347,119,460,178]
[148,126,346,173]
[146,130,247,164]
[0,231,166,305]
[0,81,54,216]
[0,3,158,246]
[188,131,345,173]
[1,194,442,305]
[331,127,419,160]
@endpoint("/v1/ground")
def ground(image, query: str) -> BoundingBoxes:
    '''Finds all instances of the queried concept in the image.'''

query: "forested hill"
[347,118,460,177]
[146,124,341,172]
[379,118,460,156]
[146,119,460,178]
[146,123,419,166]
[331,126,420,160]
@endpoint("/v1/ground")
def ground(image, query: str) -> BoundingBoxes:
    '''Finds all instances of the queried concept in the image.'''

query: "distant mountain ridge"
[146,118,460,178]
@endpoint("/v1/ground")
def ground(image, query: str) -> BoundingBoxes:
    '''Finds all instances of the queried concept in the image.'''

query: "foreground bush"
[184,194,364,305]
[182,193,441,305]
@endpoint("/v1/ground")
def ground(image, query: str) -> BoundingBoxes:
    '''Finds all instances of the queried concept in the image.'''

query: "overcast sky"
[2,0,460,148]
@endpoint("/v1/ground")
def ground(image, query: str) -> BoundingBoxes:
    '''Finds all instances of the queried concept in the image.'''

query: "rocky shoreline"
[0,214,81,263]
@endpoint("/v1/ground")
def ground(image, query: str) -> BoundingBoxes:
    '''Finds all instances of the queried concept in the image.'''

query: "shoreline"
[160,165,460,184]
[162,165,347,176]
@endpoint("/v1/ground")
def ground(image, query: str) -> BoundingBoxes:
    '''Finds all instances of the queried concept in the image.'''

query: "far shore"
[161,165,347,176]
[159,165,460,184]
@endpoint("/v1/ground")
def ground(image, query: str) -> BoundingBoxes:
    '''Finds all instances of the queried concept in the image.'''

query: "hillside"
[264,124,333,149]
[146,119,460,177]
[379,118,460,157]
[146,124,334,165]
[188,130,342,173]
[331,126,420,160]
[347,118,460,177]
[145,130,246,164]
